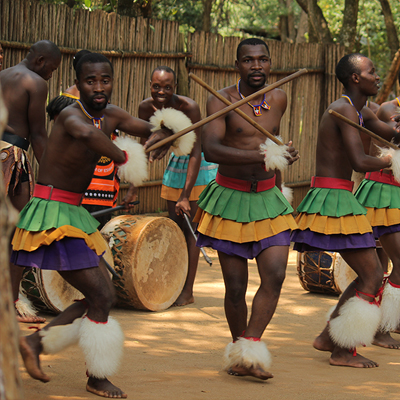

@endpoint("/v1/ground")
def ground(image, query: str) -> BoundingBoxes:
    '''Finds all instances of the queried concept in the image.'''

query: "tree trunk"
[202,0,213,32]
[296,10,308,43]
[65,0,75,8]
[338,0,359,52]
[117,0,152,18]
[306,0,333,44]
[379,0,399,60]
[0,87,22,399]
[279,0,288,42]
[375,48,400,104]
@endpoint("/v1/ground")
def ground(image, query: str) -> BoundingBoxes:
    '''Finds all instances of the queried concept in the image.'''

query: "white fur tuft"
[15,295,37,318]
[329,296,381,348]
[377,146,400,184]
[259,136,290,172]
[379,281,400,332]
[40,318,82,354]
[223,337,271,372]
[79,316,124,379]
[281,183,293,205]
[325,305,337,322]
[149,108,196,156]
[113,136,148,186]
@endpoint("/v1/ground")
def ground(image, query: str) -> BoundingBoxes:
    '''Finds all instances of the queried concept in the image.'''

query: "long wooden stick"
[146,68,308,153]
[329,109,398,150]
[189,73,282,145]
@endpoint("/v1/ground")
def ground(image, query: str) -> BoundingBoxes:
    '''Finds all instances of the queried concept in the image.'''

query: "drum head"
[333,254,358,294]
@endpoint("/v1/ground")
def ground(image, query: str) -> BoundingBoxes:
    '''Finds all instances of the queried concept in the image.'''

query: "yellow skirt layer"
[366,207,400,227]
[12,225,107,256]
[161,184,206,202]
[196,210,297,243]
[295,212,372,235]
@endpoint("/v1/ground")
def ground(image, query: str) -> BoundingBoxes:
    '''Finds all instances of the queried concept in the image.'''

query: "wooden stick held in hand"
[145,68,308,153]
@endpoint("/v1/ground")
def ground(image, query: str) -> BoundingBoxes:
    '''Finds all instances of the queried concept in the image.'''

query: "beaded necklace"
[77,99,104,129]
[236,79,270,117]
[396,97,400,108]
[342,95,364,127]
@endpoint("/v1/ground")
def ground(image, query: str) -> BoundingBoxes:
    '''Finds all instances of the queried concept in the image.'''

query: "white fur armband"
[259,136,290,172]
[377,146,400,183]
[113,136,148,186]
[149,108,196,156]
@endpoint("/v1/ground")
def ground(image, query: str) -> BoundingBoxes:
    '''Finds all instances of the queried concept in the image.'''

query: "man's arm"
[28,78,49,163]
[363,106,399,143]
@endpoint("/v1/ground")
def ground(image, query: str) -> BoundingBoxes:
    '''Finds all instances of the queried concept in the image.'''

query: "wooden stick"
[146,68,308,153]
[189,73,282,145]
[329,109,398,150]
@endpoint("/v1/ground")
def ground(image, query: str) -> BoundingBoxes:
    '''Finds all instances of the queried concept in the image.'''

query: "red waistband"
[365,171,400,188]
[33,183,84,206]
[216,172,276,193]
[310,176,354,192]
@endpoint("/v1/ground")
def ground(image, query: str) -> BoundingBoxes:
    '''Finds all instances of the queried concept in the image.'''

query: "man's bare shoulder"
[1,63,46,91]
[138,97,154,120]
[176,95,200,113]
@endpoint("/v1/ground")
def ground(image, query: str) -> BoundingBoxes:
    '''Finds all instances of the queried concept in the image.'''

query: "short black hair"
[151,66,176,83]
[335,53,367,88]
[46,95,76,120]
[237,38,270,60]
[73,49,91,71]
[75,53,113,80]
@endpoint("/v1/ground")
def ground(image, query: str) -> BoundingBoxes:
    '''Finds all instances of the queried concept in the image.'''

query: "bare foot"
[329,347,379,368]
[15,302,46,324]
[373,331,400,349]
[16,314,46,324]
[87,377,127,398]
[228,365,273,380]
[19,336,50,382]
[171,294,194,307]
[313,324,334,352]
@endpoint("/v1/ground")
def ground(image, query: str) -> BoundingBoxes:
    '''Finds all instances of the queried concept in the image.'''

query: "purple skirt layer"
[373,224,400,239]
[291,229,376,252]
[11,237,102,271]
[196,230,290,259]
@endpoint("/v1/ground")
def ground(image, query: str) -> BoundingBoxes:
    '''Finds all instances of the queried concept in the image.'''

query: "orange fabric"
[161,184,206,202]
[365,207,400,227]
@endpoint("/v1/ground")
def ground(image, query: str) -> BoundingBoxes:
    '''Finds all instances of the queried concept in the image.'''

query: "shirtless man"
[12,53,172,398]
[195,38,299,379]
[0,40,61,323]
[0,43,4,71]
[139,66,217,306]
[291,53,396,368]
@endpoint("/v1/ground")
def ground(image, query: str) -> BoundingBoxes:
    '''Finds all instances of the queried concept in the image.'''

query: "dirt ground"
[18,249,400,400]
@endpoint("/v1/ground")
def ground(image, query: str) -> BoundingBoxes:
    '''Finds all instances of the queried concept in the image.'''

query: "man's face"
[355,57,380,96]
[38,56,61,81]
[150,70,176,106]
[76,62,113,111]
[235,44,271,89]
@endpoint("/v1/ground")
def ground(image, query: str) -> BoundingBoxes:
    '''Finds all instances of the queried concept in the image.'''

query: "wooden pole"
[0,86,23,399]
[329,109,399,150]
[189,73,283,145]
[146,68,308,152]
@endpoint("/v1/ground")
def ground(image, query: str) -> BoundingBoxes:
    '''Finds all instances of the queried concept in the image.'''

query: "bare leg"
[315,248,383,368]
[168,200,200,306]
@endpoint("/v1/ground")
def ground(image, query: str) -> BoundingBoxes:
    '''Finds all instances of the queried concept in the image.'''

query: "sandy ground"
[18,249,400,400]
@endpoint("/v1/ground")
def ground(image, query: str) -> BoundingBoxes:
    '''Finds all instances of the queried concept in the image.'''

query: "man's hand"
[286,140,300,165]
[175,196,191,217]
[121,184,138,211]
[144,127,174,162]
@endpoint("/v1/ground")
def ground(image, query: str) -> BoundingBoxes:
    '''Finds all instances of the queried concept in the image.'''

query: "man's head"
[336,53,379,95]
[26,40,61,81]
[235,38,271,89]
[75,53,113,111]
[46,95,76,121]
[73,49,91,71]
[150,66,177,107]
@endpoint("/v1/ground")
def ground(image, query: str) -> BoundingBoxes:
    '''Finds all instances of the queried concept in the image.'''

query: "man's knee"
[225,282,247,304]
[87,285,117,311]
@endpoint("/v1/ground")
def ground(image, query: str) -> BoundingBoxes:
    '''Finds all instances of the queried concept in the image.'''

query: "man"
[0,40,61,323]
[195,38,299,380]
[139,66,217,306]
[0,43,3,71]
[13,53,172,398]
[291,53,396,368]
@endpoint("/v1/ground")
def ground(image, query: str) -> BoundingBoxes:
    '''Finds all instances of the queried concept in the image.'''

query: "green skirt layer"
[296,188,367,217]
[17,197,100,234]
[197,180,293,223]
[355,179,400,209]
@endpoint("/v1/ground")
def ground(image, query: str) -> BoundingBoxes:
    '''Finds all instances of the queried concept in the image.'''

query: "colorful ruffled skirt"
[355,177,400,238]
[194,178,297,259]
[11,197,107,271]
[161,152,218,201]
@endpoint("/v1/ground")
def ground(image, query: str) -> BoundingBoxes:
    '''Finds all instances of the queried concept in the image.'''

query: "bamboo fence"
[0,0,345,212]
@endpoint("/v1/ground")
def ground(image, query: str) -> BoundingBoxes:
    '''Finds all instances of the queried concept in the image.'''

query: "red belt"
[216,172,275,193]
[365,171,400,188]
[310,176,354,192]
[33,183,84,206]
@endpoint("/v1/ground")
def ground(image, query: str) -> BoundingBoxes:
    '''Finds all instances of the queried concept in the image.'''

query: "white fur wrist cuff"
[377,146,400,183]
[259,136,289,171]
[149,108,196,156]
[113,136,148,186]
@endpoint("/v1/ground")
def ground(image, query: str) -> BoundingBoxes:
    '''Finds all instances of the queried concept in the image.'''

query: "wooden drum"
[297,251,357,295]
[101,215,188,311]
